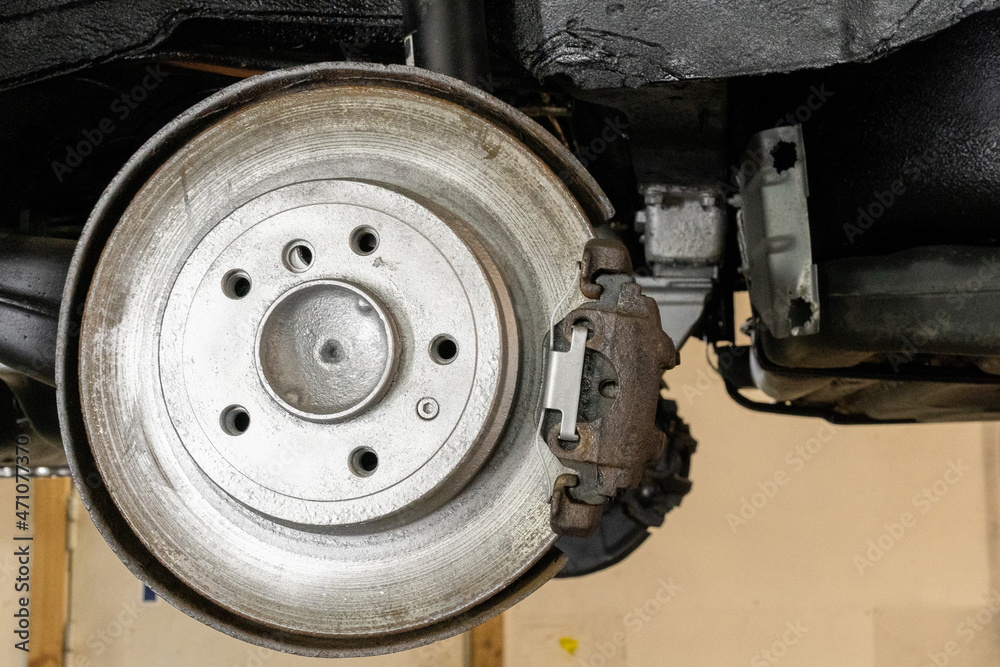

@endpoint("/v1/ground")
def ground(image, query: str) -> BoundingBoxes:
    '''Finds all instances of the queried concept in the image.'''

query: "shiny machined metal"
[543,324,588,441]
[159,179,511,526]
[61,62,611,656]
[256,279,399,422]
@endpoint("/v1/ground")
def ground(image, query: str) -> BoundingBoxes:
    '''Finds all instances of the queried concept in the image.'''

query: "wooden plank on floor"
[28,478,72,667]
[984,424,1000,597]
[468,614,504,667]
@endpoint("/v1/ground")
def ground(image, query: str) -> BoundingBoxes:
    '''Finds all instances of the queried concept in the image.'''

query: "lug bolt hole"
[429,335,458,365]
[282,240,314,273]
[222,270,252,299]
[220,405,250,435]
[349,447,379,477]
[350,226,380,256]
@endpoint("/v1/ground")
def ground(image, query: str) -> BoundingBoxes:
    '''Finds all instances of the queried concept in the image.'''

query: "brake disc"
[57,63,613,656]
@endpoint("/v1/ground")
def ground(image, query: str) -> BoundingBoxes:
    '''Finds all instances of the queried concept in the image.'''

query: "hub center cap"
[257,280,398,421]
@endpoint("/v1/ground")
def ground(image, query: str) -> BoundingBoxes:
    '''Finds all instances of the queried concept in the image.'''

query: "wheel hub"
[158,179,512,525]
[257,278,397,420]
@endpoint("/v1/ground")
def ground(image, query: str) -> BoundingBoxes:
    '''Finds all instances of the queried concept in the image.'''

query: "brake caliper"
[545,239,678,537]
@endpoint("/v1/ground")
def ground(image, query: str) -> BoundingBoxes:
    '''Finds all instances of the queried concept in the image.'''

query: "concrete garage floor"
[2,338,999,666]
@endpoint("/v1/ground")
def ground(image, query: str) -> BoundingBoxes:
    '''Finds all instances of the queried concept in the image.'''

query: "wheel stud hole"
[222,270,252,299]
[350,226,380,256]
[429,335,458,364]
[350,447,379,477]
[283,240,314,273]
[220,405,250,435]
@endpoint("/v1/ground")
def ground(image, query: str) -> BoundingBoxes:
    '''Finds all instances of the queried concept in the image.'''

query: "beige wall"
[2,337,998,666]
[505,340,1000,667]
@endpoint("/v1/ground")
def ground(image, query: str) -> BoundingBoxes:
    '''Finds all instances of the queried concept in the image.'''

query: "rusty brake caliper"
[544,239,678,537]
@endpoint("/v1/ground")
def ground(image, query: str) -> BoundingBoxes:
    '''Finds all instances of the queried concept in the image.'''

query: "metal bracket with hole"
[545,239,678,538]
[736,124,821,338]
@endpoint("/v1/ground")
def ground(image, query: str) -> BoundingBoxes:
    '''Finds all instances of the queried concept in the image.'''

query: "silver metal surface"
[416,397,439,420]
[637,268,716,347]
[160,179,506,526]
[737,125,821,339]
[75,63,598,647]
[542,325,589,442]
[635,185,725,347]
[637,185,725,270]
[256,279,398,420]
